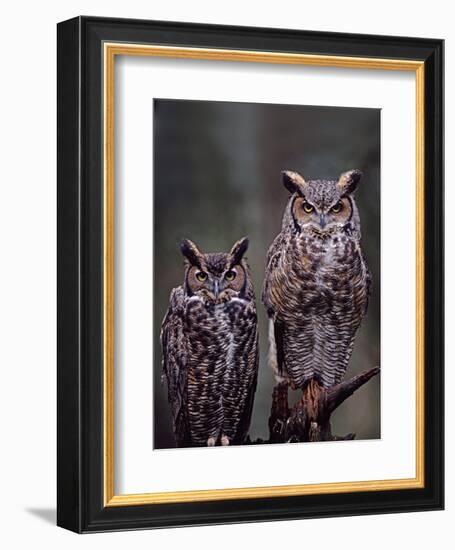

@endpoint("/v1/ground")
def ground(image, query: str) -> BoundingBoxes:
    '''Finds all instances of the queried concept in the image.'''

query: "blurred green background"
[153,99,380,449]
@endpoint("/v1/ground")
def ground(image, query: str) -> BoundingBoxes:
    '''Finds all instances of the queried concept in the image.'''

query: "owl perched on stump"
[161,237,259,447]
[262,169,371,390]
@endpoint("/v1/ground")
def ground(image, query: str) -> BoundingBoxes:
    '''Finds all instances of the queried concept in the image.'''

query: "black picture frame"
[57,16,444,533]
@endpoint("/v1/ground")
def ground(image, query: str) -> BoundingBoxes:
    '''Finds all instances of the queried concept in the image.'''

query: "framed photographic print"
[57,16,444,533]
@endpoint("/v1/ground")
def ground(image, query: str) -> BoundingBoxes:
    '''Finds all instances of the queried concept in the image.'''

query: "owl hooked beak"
[210,279,220,299]
[319,213,327,229]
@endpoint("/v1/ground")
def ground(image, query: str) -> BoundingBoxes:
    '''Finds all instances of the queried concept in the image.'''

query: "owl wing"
[234,325,259,444]
[262,234,287,375]
[262,232,285,313]
[362,249,373,316]
[160,286,190,447]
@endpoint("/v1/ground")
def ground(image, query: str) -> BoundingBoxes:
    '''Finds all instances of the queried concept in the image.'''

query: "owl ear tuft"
[337,169,362,195]
[282,170,307,196]
[229,237,249,265]
[180,239,202,268]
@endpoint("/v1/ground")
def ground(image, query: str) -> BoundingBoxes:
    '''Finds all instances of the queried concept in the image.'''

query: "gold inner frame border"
[103,42,425,507]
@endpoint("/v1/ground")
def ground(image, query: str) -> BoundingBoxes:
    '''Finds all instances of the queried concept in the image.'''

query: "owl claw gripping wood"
[161,238,259,447]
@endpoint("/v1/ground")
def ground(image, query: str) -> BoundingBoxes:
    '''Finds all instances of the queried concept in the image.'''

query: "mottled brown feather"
[161,240,259,447]
[262,171,371,389]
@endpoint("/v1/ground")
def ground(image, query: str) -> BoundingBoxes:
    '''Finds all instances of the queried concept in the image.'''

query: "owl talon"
[220,435,230,446]
[207,437,216,447]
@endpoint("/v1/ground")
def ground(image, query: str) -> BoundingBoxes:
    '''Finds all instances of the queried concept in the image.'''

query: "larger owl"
[161,237,259,447]
[262,169,371,390]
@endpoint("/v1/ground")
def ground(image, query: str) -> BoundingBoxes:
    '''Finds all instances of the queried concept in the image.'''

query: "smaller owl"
[161,238,259,447]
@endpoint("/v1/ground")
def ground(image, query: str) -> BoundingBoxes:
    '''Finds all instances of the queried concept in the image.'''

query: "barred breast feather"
[262,230,371,389]
[161,288,258,446]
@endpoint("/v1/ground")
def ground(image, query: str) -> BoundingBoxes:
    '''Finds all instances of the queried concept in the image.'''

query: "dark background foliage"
[153,99,380,449]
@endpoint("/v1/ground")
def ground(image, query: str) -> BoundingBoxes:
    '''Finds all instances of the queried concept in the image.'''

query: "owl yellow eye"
[331,202,342,213]
[196,271,207,282]
[302,202,314,213]
[225,270,236,281]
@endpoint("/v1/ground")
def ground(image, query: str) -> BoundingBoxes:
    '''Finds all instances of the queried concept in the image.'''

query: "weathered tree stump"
[268,366,380,443]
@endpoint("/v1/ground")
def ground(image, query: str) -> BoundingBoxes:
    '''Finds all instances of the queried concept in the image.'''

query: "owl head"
[180,237,252,303]
[281,169,362,235]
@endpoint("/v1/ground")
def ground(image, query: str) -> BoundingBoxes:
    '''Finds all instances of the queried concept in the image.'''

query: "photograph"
[154,98,381,449]
[54,15,444,533]
[0,0,449,544]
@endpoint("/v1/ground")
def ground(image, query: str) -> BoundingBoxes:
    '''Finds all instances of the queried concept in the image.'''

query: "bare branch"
[326,366,380,415]
[264,366,380,444]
